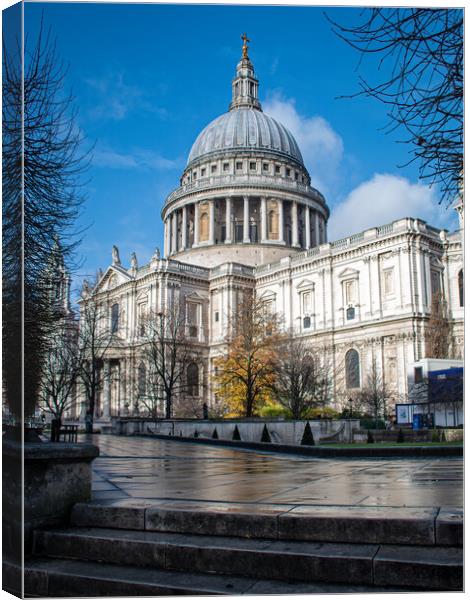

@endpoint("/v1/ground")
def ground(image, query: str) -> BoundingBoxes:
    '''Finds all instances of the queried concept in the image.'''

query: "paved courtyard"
[82,434,463,508]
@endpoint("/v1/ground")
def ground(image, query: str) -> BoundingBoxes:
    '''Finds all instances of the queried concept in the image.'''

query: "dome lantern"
[229,33,262,112]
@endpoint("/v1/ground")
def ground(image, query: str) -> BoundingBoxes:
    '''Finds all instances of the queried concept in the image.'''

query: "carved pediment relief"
[94,265,131,293]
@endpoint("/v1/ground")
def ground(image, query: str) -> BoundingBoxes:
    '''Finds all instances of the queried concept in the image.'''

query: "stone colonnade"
[164,196,326,256]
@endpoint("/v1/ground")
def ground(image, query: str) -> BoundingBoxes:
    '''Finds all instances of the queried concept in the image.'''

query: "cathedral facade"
[77,41,463,421]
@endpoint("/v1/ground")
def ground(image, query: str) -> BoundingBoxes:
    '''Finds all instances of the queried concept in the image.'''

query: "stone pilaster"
[292,201,299,247]
[181,205,187,250]
[225,197,232,243]
[260,197,267,243]
[193,202,199,247]
[305,206,311,249]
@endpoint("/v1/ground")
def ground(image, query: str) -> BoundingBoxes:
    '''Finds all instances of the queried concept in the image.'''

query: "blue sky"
[24,2,459,294]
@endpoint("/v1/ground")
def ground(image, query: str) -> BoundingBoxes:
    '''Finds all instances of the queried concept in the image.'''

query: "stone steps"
[8,557,409,597]
[33,526,463,591]
[71,500,463,546]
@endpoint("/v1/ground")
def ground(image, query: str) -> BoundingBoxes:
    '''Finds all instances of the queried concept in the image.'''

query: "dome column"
[225,197,232,243]
[171,211,178,254]
[305,206,311,249]
[243,195,250,243]
[260,197,267,243]
[164,218,170,258]
[292,201,299,247]
[314,211,320,246]
[209,199,215,245]
[193,202,200,247]
[181,205,188,250]
[278,199,285,244]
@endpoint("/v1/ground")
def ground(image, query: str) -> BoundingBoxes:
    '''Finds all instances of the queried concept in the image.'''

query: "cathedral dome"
[187,108,304,167]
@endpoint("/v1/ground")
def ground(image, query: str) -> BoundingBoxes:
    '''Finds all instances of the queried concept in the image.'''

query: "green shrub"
[194,429,199,438]
[212,428,218,439]
[232,425,241,441]
[261,424,272,443]
[301,422,315,445]
[397,428,405,443]
[305,406,341,420]
[259,405,291,418]
[367,430,374,444]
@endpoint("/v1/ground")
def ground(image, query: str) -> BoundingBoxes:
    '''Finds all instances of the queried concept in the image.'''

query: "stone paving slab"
[82,434,463,509]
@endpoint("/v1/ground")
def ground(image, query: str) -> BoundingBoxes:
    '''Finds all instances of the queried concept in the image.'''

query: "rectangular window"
[236,161,243,170]
[275,165,281,174]
[111,304,119,333]
[211,165,217,173]
[187,302,199,338]
[223,163,229,172]
[345,280,357,305]
[263,163,269,171]
[294,172,298,180]
[414,366,424,384]
[431,270,441,296]
[250,161,256,171]
[214,311,219,322]
[302,291,312,314]
[201,168,206,176]
[286,168,291,177]
[193,171,197,179]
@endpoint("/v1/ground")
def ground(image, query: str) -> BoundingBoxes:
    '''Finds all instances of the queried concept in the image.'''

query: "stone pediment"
[185,291,207,301]
[296,279,315,290]
[258,289,276,300]
[95,265,132,293]
[338,267,359,280]
[430,257,444,269]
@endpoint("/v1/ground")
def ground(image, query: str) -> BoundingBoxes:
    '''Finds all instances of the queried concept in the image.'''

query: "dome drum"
[162,40,330,268]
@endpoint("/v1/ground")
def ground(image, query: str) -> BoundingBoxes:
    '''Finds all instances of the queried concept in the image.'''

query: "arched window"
[137,362,146,397]
[187,363,199,396]
[345,349,360,389]
[111,303,119,333]
[458,270,464,307]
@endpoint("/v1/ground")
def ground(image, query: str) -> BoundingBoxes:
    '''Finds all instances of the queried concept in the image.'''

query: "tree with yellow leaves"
[213,291,280,417]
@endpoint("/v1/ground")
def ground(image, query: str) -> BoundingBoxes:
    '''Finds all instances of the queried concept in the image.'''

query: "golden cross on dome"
[241,32,250,58]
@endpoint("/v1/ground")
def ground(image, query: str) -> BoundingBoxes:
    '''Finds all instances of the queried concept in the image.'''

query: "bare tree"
[327,8,463,206]
[357,358,391,426]
[38,320,79,424]
[425,292,451,358]
[77,282,113,431]
[2,21,88,421]
[213,292,281,417]
[271,333,332,419]
[139,303,194,419]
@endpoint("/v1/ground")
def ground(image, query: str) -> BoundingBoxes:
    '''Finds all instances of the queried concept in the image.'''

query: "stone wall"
[112,418,360,445]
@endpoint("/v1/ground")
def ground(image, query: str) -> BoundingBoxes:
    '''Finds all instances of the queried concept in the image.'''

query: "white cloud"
[328,173,455,241]
[263,94,343,192]
[93,146,182,171]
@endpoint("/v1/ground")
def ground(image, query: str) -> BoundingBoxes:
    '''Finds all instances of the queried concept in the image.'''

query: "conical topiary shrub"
[212,428,218,439]
[232,425,241,440]
[441,430,446,443]
[301,421,315,446]
[367,430,374,444]
[261,424,272,443]
[397,428,404,443]
[194,429,199,438]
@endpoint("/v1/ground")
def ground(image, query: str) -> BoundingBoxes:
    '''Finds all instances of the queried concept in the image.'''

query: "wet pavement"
[81,434,463,509]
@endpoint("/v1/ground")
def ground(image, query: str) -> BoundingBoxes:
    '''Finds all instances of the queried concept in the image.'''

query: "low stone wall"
[2,439,99,558]
[112,418,360,445]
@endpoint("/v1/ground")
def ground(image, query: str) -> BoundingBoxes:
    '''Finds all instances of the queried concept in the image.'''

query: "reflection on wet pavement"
[82,434,463,508]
